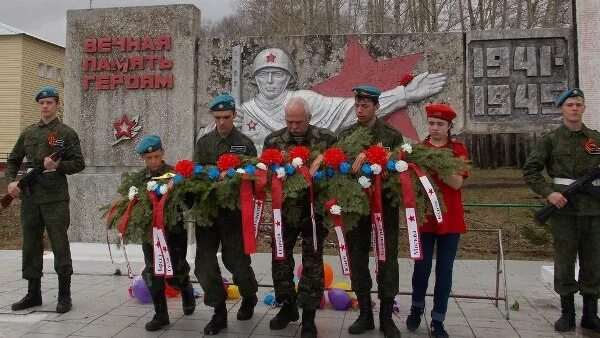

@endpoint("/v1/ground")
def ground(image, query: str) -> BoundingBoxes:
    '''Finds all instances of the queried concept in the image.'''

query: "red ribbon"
[398,169,423,260]
[362,187,379,274]
[372,173,386,262]
[297,166,318,252]
[148,191,173,277]
[253,169,268,238]
[324,199,351,276]
[271,174,285,260]
[240,178,256,254]
[117,198,138,236]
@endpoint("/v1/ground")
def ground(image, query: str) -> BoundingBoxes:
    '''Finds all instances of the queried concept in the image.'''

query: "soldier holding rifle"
[5,86,85,313]
[523,88,600,334]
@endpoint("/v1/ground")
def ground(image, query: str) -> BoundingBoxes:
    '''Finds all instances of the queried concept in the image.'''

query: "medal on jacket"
[583,138,600,155]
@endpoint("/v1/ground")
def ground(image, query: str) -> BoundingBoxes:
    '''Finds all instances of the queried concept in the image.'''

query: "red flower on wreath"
[260,148,285,166]
[364,145,388,166]
[288,146,311,163]
[174,159,194,178]
[399,73,414,86]
[216,154,242,172]
[323,147,348,169]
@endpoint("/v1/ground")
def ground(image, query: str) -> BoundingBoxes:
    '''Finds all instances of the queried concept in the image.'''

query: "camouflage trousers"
[347,204,400,300]
[551,214,600,297]
[21,199,72,280]
[194,209,258,307]
[141,225,191,296]
[271,216,329,310]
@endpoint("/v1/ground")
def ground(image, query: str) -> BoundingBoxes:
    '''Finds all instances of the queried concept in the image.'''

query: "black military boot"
[348,294,374,334]
[204,303,227,335]
[56,275,72,313]
[405,305,424,331]
[554,294,575,332]
[300,309,318,338]
[581,294,600,333]
[269,301,300,329]
[379,298,401,338]
[145,295,170,331]
[431,320,449,338]
[181,284,196,315]
[11,279,42,311]
[237,294,257,320]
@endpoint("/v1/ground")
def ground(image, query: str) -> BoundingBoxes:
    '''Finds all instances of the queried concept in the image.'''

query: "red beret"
[425,104,457,121]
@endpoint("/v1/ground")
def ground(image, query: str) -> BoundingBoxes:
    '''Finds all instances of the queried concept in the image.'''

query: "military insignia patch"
[583,138,600,155]
[230,145,247,154]
[47,131,58,146]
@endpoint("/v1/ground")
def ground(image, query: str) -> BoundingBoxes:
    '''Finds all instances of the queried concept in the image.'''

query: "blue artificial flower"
[227,168,235,178]
[244,164,257,176]
[325,167,335,178]
[387,160,396,172]
[313,170,325,181]
[361,163,373,176]
[208,167,220,180]
[173,173,184,184]
[270,164,281,172]
[339,162,351,174]
[284,164,296,175]
[154,185,162,195]
[193,164,203,175]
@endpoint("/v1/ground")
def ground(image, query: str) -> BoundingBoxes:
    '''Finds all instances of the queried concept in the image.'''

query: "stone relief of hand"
[404,72,447,103]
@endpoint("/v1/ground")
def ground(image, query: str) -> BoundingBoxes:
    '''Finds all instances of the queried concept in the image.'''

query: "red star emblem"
[376,216,382,222]
[340,244,346,251]
[275,220,281,226]
[311,38,422,140]
[162,246,167,251]
[247,120,258,131]
[409,215,416,222]
[266,53,277,62]
[113,115,136,139]
[428,189,434,195]
[155,240,161,249]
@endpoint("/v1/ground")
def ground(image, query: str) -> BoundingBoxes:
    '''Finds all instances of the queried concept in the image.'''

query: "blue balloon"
[325,168,335,178]
[285,164,296,175]
[339,162,351,174]
[313,170,325,181]
[173,173,184,184]
[361,163,373,176]
[244,164,257,176]
[208,167,220,180]
[193,164,203,175]
[226,168,235,178]
[387,160,396,171]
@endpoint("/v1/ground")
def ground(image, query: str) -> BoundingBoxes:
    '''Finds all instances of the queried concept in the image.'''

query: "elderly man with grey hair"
[262,97,337,338]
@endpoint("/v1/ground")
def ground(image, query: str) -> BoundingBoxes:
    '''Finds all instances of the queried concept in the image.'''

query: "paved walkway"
[0,250,595,337]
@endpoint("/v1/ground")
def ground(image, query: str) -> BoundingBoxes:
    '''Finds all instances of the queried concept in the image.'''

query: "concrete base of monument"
[42,242,214,275]
[540,259,579,291]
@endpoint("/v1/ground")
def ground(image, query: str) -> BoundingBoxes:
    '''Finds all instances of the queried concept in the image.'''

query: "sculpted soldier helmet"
[251,48,297,84]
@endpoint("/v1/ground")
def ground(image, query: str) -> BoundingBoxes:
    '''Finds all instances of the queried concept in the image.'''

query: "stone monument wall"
[576,0,600,130]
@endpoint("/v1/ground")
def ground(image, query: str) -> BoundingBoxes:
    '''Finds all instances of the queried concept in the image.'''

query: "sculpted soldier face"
[255,67,291,100]
[38,97,59,121]
[212,110,236,136]
[285,100,311,136]
[142,149,164,172]
[560,97,586,124]
[354,97,379,125]
[427,117,451,142]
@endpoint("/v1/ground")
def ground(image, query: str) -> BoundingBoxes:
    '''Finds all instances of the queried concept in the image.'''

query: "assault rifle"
[535,166,600,223]
[1,140,80,209]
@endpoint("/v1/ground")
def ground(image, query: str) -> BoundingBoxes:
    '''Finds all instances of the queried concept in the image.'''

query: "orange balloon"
[323,263,334,288]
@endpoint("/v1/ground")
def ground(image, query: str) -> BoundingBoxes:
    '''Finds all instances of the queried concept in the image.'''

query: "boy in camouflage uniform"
[134,134,196,331]
[523,88,600,334]
[6,86,85,313]
[337,85,403,338]
[193,93,259,335]
[263,97,337,338]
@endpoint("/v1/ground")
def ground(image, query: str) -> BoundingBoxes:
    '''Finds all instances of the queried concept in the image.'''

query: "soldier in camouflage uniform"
[263,97,337,338]
[6,86,85,313]
[337,86,403,338]
[133,134,196,331]
[193,93,259,335]
[523,88,600,334]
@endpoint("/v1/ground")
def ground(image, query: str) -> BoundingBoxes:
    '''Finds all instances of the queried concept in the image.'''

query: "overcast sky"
[0,0,234,46]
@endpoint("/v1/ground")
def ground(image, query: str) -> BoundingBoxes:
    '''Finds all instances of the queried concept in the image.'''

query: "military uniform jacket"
[523,123,600,216]
[194,127,257,164]
[263,125,337,151]
[337,117,404,150]
[5,118,85,204]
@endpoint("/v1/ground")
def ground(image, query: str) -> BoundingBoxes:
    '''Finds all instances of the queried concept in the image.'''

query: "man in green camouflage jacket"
[337,85,403,338]
[263,97,336,338]
[6,86,85,314]
[193,93,259,335]
[523,88,600,334]
[133,134,196,331]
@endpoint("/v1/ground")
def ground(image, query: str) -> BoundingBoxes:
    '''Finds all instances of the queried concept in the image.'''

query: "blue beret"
[209,93,236,112]
[555,88,584,107]
[352,85,381,99]
[35,86,59,102]
[136,134,162,154]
